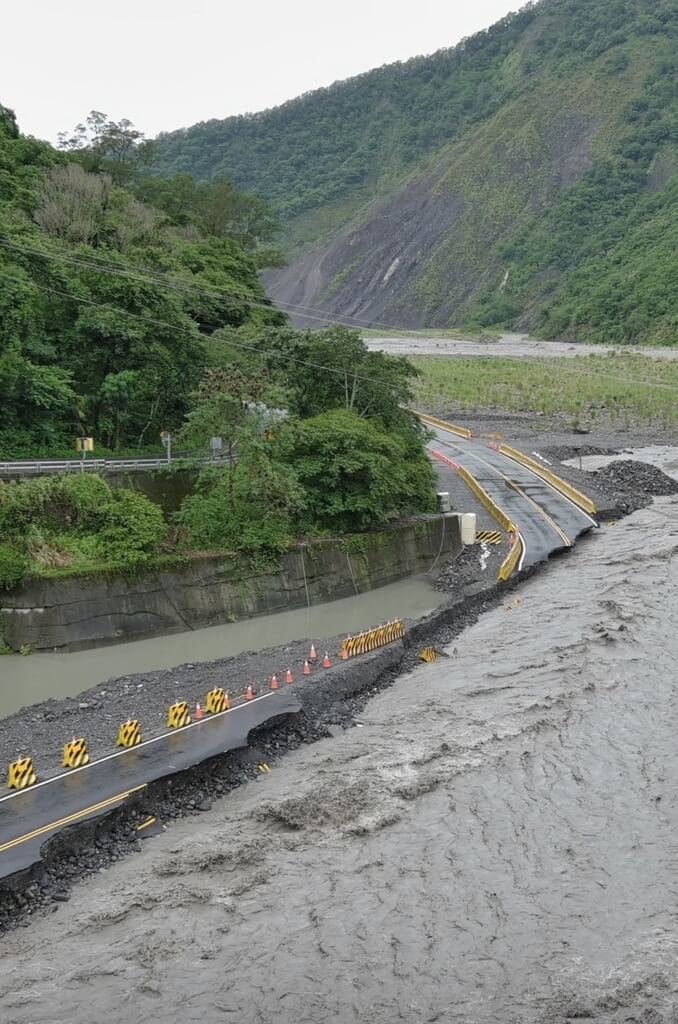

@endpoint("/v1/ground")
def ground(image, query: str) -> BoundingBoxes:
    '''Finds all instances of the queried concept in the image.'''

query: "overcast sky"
[4,0,518,143]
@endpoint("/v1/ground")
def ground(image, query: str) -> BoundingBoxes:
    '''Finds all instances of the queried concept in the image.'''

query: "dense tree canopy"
[0,107,284,456]
[150,0,676,222]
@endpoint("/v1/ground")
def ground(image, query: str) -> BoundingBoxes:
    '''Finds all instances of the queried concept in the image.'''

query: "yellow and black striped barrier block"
[167,700,191,729]
[342,619,405,657]
[418,646,450,663]
[258,763,271,773]
[7,757,37,790]
[205,688,229,714]
[62,738,90,769]
[116,719,142,748]
[476,530,502,545]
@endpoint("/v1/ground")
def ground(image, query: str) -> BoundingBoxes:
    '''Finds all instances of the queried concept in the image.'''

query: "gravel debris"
[590,460,678,514]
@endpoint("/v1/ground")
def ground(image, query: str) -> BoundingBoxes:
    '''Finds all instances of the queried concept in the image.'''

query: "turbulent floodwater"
[2,498,678,1024]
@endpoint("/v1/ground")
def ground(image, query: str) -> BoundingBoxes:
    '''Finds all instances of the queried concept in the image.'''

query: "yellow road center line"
[0,785,146,854]
[432,428,572,548]
[0,689,278,807]
[136,815,157,832]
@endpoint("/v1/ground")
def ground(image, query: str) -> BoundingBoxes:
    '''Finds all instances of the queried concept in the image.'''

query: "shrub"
[176,447,305,555]
[58,474,113,530]
[0,544,29,589]
[0,474,113,536]
[280,409,437,532]
[0,474,167,574]
[96,490,166,566]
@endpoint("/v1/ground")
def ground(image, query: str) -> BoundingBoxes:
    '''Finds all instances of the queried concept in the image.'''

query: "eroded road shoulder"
[1,500,677,1024]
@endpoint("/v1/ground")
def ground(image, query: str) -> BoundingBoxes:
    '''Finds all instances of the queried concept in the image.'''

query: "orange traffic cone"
[245,683,254,701]
[285,668,294,684]
[195,702,204,720]
[340,647,348,660]
[323,651,332,669]
[270,673,279,690]
[303,660,311,676]
[224,692,230,710]
[309,643,318,663]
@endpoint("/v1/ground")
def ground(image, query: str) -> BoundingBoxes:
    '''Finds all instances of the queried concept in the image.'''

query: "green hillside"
[151,0,678,344]
[0,106,284,457]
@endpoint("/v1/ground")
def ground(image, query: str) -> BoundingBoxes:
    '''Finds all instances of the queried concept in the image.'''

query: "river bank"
[0,448,674,927]
[0,516,460,653]
[1,489,676,1021]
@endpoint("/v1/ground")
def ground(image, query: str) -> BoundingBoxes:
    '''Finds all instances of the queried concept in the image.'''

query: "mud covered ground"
[1,496,677,1023]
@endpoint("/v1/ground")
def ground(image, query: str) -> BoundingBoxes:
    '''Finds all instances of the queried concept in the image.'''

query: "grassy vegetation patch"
[411,354,678,428]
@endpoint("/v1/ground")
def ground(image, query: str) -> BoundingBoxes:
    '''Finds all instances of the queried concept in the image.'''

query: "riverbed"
[1,497,676,1023]
[564,444,678,482]
[366,332,678,361]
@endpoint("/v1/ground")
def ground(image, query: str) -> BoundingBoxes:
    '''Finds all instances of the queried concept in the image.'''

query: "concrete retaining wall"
[0,515,461,652]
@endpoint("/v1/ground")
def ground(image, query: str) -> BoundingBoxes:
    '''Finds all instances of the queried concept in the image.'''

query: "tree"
[56,111,151,181]
[34,164,113,245]
[279,408,437,532]
[250,325,424,438]
[178,367,287,462]
[176,442,305,555]
[193,177,280,250]
[98,370,140,448]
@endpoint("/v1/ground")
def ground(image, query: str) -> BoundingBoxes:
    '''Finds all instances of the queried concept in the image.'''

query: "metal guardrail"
[0,455,230,477]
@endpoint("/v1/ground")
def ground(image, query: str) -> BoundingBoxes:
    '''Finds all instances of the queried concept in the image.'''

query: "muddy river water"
[1,497,677,1023]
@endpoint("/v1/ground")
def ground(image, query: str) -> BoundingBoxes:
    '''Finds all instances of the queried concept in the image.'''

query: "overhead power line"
[0,236,406,333]
[1,237,675,395]
[0,267,417,397]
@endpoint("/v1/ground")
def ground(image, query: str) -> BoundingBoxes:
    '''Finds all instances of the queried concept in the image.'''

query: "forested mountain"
[0,106,285,456]
[151,0,678,344]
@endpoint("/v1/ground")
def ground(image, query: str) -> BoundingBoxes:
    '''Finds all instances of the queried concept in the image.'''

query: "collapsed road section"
[420,413,598,569]
[0,689,300,879]
[0,422,600,897]
[0,621,408,882]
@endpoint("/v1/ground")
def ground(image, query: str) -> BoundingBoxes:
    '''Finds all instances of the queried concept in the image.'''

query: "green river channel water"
[0,576,442,718]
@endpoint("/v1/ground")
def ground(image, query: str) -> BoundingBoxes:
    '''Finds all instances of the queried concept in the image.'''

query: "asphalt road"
[428,425,596,568]
[0,688,300,880]
[0,419,595,881]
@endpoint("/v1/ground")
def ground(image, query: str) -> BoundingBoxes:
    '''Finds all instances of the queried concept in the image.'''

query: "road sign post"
[210,436,222,462]
[76,437,94,471]
[160,431,172,465]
